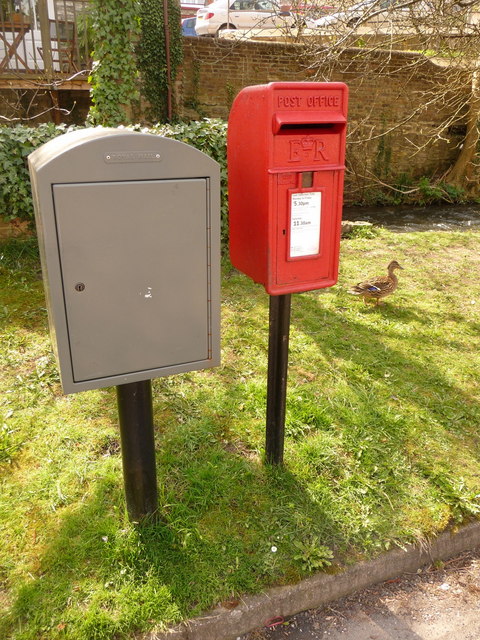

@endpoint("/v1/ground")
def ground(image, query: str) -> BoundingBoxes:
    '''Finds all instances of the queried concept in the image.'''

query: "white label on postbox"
[290,192,321,258]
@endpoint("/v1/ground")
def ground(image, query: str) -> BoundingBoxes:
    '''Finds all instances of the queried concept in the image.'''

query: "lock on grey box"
[28,128,221,394]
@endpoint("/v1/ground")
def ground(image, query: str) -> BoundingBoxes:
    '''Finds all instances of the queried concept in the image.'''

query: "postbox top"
[229,82,348,133]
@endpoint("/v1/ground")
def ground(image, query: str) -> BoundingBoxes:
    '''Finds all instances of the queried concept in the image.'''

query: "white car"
[195,0,297,36]
[314,0,430,28]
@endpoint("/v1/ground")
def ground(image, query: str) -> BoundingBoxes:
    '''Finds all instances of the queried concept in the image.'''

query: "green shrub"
[416,177,465,205]
[0,123,74,224]
[357,175,466,207]
[0,120,229,248]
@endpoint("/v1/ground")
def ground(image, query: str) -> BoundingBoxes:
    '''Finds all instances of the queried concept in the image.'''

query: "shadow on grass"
[2,244,480,639]
[1,429,341,639]
[293,291,480,423]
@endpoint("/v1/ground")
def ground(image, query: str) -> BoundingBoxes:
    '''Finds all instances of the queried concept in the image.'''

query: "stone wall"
[0,37,466,207]
[178,38,465,199]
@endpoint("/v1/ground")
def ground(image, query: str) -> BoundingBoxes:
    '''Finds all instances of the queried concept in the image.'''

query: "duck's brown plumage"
[349,260,404,305]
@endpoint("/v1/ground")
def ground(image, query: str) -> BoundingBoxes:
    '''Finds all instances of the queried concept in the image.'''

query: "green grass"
[1,229,480,639]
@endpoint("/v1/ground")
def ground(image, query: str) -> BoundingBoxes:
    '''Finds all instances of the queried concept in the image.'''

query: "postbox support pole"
[266,293,291,465]
[116,380,158,521]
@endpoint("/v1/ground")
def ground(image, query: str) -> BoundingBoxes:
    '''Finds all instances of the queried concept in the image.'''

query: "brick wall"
[178,38,464,198]
[0,37,465,218]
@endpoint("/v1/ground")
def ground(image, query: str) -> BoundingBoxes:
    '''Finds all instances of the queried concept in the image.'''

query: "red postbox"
[228,82,348,295]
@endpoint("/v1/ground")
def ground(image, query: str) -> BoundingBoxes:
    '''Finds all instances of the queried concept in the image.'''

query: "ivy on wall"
[88,0,140,126]
[137,0,183,122]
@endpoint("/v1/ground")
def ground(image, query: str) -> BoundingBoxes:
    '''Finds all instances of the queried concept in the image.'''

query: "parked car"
[195,0,299,36]
[182,16,198,36]
[314,0,430,28]
[295,2,336,19]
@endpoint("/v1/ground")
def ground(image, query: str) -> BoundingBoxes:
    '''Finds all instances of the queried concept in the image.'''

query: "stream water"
[342,203,480,232]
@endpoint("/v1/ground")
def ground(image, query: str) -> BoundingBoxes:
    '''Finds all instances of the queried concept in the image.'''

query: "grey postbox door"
[53,178,209,383]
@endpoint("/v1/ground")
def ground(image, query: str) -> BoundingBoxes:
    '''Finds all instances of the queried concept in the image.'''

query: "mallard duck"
[349,260,404,305]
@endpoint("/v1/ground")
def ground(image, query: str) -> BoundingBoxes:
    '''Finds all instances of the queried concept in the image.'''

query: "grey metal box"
[28,128,221,394]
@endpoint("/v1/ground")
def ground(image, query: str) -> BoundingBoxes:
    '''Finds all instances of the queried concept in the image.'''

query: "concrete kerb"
[143,521,480,640]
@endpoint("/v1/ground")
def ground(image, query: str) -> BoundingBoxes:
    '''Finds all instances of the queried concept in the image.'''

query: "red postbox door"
[273,170,342,291]
[228,82,348,296]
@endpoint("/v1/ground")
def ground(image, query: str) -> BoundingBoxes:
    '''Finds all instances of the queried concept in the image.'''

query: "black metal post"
[266,294,292,465]
[116,380,158,521]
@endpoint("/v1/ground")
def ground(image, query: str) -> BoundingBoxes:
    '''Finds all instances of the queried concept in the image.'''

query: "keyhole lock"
[75,283,86,292]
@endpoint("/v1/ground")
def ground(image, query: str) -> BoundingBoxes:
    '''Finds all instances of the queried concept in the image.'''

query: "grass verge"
[1,229,479,639]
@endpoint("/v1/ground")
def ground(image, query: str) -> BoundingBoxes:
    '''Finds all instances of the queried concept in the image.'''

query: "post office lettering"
[278,96,302,108]
[278,95,340,109]
[307,95,340,108]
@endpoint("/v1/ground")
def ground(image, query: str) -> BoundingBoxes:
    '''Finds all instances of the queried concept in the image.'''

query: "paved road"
[241,549,480,640]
